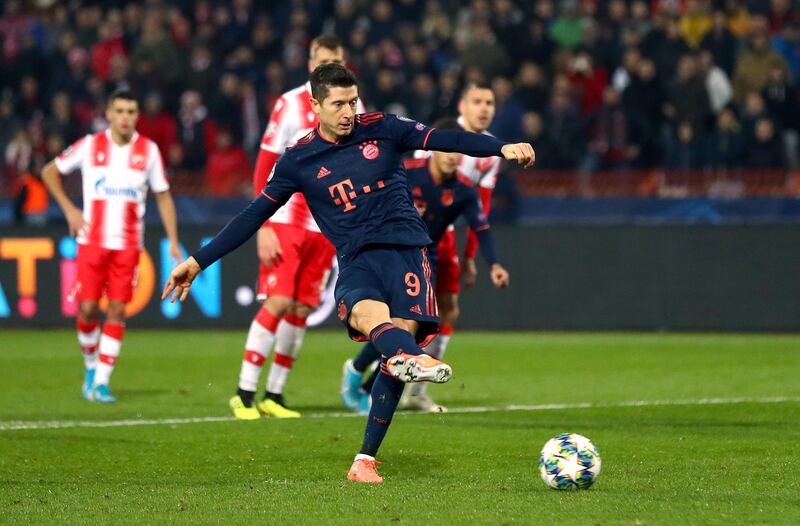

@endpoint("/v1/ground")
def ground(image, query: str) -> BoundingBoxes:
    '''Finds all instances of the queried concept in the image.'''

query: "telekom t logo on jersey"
[328,178,386,212]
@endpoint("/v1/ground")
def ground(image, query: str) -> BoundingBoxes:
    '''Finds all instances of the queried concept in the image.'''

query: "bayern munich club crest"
[338,300,348,320]
[441,189,455,206]
[360,140,380,160]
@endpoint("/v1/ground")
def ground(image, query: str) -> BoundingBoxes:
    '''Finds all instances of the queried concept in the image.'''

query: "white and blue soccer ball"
[538,433,601,490]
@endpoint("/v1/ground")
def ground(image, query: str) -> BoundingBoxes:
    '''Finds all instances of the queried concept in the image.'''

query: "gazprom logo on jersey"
[94,176,140,199]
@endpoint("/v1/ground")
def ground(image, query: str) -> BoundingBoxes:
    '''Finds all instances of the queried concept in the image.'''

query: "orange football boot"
[347,458,384,484]
[385,353,452,383]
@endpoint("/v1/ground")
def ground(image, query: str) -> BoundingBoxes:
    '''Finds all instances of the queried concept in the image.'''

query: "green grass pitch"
[1,329,799,524]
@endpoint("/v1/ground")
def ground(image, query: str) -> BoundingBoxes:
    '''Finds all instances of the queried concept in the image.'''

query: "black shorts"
[335,245,439,345]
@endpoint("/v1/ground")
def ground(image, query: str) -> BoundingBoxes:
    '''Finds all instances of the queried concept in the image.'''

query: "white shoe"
[385,353,452,384]
[404,383,448,413]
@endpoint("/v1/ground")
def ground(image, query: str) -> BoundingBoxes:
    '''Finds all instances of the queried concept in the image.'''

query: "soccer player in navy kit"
[163,64,535,483]
[341,117,510,413]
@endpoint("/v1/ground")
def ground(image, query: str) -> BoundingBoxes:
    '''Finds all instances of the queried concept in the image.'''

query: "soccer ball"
[538,433,601,490]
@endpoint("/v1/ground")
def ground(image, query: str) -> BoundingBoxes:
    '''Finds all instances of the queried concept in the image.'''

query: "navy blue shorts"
[335,244,439,345]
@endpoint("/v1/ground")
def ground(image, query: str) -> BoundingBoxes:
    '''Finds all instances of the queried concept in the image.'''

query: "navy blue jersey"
[262,113,435,261]
[192,113,507,270]
[404,158,489,245]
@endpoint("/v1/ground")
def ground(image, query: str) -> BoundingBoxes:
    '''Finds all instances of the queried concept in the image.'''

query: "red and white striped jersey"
[258,82,365,232]
[54,130,168,250]
[414,116,501,190]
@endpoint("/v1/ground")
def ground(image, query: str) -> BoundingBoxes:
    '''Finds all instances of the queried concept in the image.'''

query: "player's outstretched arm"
[421,127,536,168]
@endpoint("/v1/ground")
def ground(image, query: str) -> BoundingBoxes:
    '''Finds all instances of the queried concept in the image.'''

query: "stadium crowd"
[2,0,800,203]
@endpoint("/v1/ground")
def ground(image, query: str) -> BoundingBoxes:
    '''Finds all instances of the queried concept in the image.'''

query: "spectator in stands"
[761,65,800,169]
[709,106,745,171]
[679,0,712,49]
[580,87,640,174]
[17,76,42,122]
[205,128,251,197]
[460,19,512,79]
[642,13,690,85]
[130,11,184,92]
[746,117,785,169]
[740,91,769,143]
[45,92,81,145]
[698,50,733,114]
[771,21,800,81]
[0,95,21,181]
[623,58,664,167]
[209,72,243,135]
[513,17,556,67]
[520,111,555,169]
[543,88,585,170]
[489,76,524,142]
[766,0,798,36]
[186,45,217,100]
[568,50,608,116]
[175,90,216,171]
[409,73,437,123]
[550,1,586,50]
[13,162,48,227]
[700,10,739,77]
[136,92,177,159]
[611,47,642,93]
[514,62,549,113]
[91,21,126,81]
[665,121,706,171]
[733,28,789,104]
[665,54,712,137]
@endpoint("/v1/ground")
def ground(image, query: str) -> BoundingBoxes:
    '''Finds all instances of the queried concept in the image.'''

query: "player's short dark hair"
[310,34,343,58]
[310,63,357,102]
[431,117,462,131]
[460,82,493,101]
[108,89,138,106]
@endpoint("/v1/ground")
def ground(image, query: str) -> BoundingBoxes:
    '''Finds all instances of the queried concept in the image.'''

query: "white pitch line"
[0,396,797,431]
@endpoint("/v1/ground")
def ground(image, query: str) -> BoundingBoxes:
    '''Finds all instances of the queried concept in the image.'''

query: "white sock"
[425,336,443,360]
[436,334,452,360]
[94,322,125,386]
[354,453,375,461]
[406,381,428,398]
[76,319,100,370]
[239,308,280,392]
[266,316,306,394]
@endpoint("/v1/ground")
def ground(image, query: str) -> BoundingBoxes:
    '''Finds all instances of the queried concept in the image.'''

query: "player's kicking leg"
[338,246,450,483]
[345,310,450,483]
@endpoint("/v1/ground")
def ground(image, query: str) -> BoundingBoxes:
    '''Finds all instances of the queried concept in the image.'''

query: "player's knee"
[349,300,390,336]
[105,301,126,323]
[447,303,460,323]
[264,295,292,316]
[79,302,99,322]
[290,302,312,319]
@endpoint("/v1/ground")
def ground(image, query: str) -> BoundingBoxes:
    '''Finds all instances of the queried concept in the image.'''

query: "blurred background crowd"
[1,0,800,212]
